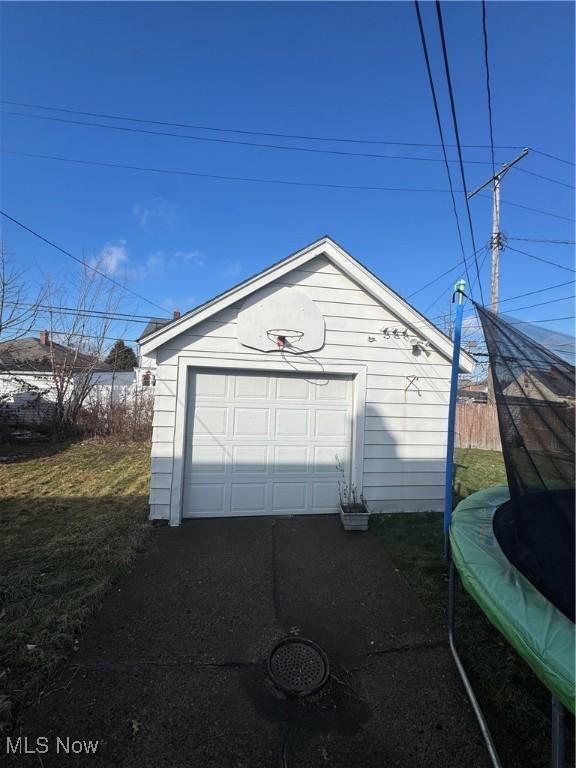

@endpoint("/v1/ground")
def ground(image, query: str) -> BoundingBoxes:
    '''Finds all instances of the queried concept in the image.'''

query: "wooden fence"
[456,402,502,451]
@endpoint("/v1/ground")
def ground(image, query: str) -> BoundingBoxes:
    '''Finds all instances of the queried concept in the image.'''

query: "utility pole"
[468,148,529,312]
[468,148,529,403]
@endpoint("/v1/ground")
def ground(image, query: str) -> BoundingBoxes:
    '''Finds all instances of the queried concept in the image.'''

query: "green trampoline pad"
[450,486,575,713]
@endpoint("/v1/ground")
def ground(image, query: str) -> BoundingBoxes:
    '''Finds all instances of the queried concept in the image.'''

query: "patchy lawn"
[0,440,151,734]
[371,447,574,768]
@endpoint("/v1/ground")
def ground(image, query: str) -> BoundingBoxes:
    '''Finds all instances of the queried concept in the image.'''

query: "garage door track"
[16,516,489,767]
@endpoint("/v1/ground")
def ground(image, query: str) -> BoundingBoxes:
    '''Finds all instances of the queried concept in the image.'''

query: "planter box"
[340,505,370,531]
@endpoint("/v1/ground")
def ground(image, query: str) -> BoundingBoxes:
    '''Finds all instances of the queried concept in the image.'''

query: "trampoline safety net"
[475,305,575,622]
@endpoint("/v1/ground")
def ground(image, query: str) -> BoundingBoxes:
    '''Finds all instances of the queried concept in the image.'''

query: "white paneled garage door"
[182,370,353,517]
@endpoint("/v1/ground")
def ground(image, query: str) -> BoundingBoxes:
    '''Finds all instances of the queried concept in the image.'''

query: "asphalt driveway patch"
[12,516,490,767]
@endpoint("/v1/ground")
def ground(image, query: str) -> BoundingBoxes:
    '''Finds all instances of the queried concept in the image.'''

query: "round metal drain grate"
[267,637,330,696]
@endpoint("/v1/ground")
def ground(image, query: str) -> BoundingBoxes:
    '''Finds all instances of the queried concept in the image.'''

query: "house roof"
[0,336,111,373]
[139,236,475,373]
[139,317,172,340]
[525,367,574,400]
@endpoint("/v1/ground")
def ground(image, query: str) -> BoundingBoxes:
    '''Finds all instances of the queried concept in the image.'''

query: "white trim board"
[140,236,475,374]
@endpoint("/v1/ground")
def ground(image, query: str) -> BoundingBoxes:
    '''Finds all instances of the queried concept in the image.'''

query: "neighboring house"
[0,330,111,376]
[136,311,181,387]
[458,379,488,404]
[0,332,133,429]
[140,236,475,525]
[502,367,575,403]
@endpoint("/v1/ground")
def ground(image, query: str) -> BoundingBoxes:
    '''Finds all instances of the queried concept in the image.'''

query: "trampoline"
[450,486,575,714]
[444,293,575,768]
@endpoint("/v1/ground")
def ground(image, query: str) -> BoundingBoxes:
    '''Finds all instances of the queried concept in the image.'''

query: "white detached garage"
[140,237,474,525]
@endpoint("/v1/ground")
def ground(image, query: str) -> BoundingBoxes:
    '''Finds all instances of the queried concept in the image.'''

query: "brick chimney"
[173,309,181,320]
[39,330,50,346]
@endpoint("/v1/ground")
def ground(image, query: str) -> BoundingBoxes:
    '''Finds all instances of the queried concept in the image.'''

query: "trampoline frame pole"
[444,282,503,767]
[550,695,565,768]
[444,279,465,555]
[448,560,504,768]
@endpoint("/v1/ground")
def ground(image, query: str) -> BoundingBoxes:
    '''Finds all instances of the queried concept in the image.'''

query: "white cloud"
[93,241,129,275]
[174,250,205,267]
[141,249,205,277]
[132,197,178,227]
[93,241,205,282]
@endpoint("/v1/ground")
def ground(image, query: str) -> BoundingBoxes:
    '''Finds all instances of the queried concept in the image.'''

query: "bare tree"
[0,244,46,342]
[45,262,127,435]
[0,247,50,437]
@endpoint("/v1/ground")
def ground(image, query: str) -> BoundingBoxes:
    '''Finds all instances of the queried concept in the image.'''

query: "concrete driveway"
[16,516,489,767]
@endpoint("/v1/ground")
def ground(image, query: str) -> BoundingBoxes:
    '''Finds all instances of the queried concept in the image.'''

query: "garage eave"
[139,236,475,374]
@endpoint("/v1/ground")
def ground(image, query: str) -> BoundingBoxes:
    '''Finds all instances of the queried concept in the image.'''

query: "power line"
[505,244,576,273]
[4,327,141,344]
[460,315,575,326]
[491,279,574,304]
[529,148,576,168]
[494,293,575,313]
[413,0,473,295]
[406,259,463,299]
[7,107,573,190]
[405,278,574,328]
[507,236,576,245]
[458,292,575,317]
[0,97,528,151]
[6,149,575,223]
[6,301,160,323]
[1,150,450,194]
[1,109,504,167]
[478,194,575,223]
[0,210,170,314]
[468,245,491,296]
[513,167,575,190]
[481,0,496,178]
[435,1,484,302]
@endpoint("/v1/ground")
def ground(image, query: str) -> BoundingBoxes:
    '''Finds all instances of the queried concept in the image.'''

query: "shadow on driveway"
[14,516,489,767]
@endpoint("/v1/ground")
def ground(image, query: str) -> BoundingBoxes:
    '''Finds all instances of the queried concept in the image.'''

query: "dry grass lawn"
[0,440,151,734]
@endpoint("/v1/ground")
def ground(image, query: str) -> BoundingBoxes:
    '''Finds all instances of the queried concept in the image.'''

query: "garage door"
[182,370,353,517]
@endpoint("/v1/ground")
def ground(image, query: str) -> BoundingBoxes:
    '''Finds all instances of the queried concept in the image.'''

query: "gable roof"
[0,336,111,373]
[139,236,475,373]
[139,317,172,340]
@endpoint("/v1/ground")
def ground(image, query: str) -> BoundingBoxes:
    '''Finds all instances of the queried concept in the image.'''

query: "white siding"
[149,256,452,520]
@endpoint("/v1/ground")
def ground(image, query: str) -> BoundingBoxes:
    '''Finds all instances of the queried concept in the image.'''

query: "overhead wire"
[476,194,574,223]
[4,327,141,344]
[406,259,464,299]
[413,0,473,295]
[529,148,576,168]
[4,98,575,167]
[0,210,171,314]
[5,149,574,223]
[0,97,528,150]
[434,0,485,302]
[3,109,574,191]
[505,244,576,273]
[507,236,575,245]
[0,109,503,166]
[481,0,496,178]
[513,167,575,190]
[4,301,160,323]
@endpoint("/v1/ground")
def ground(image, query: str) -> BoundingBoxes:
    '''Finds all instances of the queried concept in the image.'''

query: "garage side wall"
[149,256,451,520]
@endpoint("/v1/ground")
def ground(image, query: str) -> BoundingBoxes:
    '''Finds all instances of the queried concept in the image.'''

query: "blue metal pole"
[444,280,466,540]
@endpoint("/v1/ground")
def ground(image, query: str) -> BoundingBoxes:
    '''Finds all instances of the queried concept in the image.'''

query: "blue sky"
[1,1,574,349]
